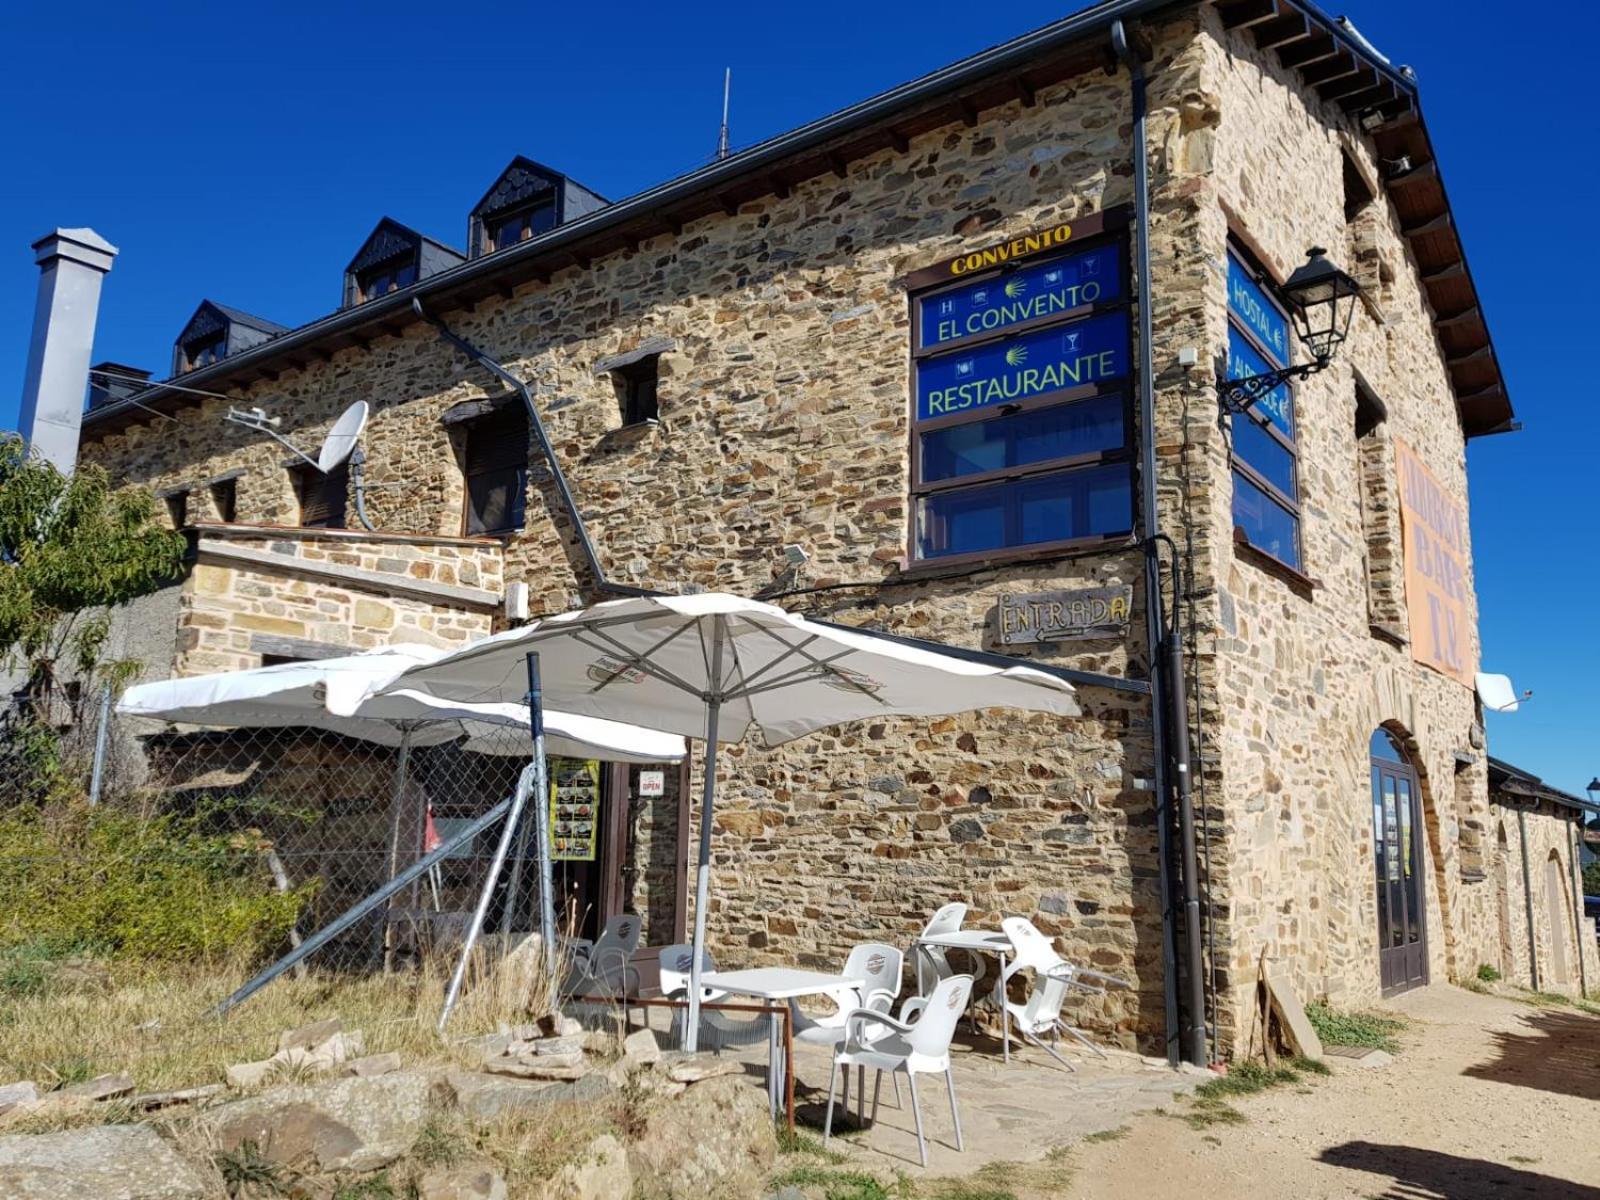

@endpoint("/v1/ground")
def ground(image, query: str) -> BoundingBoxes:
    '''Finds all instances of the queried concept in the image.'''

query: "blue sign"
[919,245,1121,350]
[917,311,1129,422]
[1228,253,1290,365]
[1227,326,1293,436]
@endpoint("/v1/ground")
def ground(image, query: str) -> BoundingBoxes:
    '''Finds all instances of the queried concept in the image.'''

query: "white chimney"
[17,227,118,473]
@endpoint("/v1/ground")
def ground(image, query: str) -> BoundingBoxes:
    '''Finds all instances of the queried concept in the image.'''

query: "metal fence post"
[86,682,112,807]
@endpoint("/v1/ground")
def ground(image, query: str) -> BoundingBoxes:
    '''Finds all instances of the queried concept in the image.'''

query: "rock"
[345,1052,402,1078]
[468,1032,514,1064]
[436,1071,613,1121]
[277,1018,344,1053]
[59,1073,135,1102]
[0,1093,91,1130]
[132,1084,225,1112]
[416,1157,508,1200]
[622,1028,661,1066]
[225,1059,277,1090]
[664,1058,744,1085]
[512,1035,582,1058]
[0,1123,208,1198]
[541,1133,631,1200]
[536,1013,584,1039]
[211,1070,437,1173]
[627,1075,777,1199]
[0,1082,39,1115]
[1327,1047,1394,1070]
[581,1030,616,1055]
[484,1055,586,1081]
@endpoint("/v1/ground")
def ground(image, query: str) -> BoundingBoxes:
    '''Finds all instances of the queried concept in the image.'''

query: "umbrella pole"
[380,726,415,973]
[525,652,558,981]
[686,622,726,1054]
[438,763,535,1032]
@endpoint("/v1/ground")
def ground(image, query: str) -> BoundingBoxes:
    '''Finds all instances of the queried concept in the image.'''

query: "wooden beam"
[1253,13,1308,50]
[954,96,979,128]
[1421,262,1465,285]
[1402,212,1452,238]
[1370,108,1421,135]
[888,129,910,154]
[828,151,850,179]
[1319,69,1378,101]
[1277,33,1337,68]
[1448,344,1492,366]
[1435,306,1481,330]
[1301,53,1358,86]
[768,174,791,199]
[715,193,740,215]
[499,283,517,300]
[1014,76,1036,107]
[1386,159,1439,189]
[1218,0,1279,29]
[1338,83,1398,114]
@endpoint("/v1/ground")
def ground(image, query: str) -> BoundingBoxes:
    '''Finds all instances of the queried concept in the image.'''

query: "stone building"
[43,0,1596,1059]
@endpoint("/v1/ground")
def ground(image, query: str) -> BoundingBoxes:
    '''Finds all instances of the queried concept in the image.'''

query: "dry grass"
[0,935,569,1100]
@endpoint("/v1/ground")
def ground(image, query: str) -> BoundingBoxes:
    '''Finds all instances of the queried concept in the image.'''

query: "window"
[210,477,238,523]
[486,200,556,252]
[182,332,226,372]
[462,406,528,535]
[292,463,348,529]
[1227,245,1302,572]
[357,256,418,303]
[164,491,189,529]
[616,357,659,425]
[908,236,1134,564]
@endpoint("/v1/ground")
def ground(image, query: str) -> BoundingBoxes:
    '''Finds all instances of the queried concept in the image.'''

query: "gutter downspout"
[413,299,654,599]
[1112,18,1192,1067]
[1516,803,1539,991]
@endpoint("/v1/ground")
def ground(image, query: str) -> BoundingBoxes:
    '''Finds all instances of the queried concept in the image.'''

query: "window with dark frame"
[210,477,238,523]
[357,255,418,303]
[1226,243,1303,573]
[292,463,348,529]
[486,199,556,253]
[182,332,226,372]
[615,357,660,425]
[461,406,529,536]
[908,233,1134,565]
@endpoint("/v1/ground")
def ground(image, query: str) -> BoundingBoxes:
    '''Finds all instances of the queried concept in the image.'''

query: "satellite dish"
[1476,672,1526,714]
[318,401,369,473]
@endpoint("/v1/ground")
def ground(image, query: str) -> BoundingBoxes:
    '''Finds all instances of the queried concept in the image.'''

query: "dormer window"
[183,331,227,372]
[468,156,607,259]
[486,199,556,253]
[357,255,418,303]
[171,301,287,376]
[343,218,464,309]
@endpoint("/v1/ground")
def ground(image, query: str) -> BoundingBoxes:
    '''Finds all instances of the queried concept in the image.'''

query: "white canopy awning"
[118,645,685,763]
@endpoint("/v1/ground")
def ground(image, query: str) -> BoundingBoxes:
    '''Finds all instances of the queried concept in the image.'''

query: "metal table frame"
[913,929,1016,1062]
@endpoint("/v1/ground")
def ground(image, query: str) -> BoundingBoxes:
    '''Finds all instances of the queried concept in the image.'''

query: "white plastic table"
[913,929,1016,1061]
[700,967,853,1116]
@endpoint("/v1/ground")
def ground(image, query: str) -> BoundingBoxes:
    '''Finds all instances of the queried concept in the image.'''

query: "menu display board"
[549,758,600,862]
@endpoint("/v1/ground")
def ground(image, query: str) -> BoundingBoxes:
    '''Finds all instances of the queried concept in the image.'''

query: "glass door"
[1371,730,1428,995]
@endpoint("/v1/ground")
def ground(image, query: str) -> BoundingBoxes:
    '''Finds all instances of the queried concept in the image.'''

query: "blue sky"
[2,2,1595,797]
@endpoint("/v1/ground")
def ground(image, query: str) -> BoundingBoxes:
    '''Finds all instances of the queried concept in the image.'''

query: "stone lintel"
[197,540,501,612]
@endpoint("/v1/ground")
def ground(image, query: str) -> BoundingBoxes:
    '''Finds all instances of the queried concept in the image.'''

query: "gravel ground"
[1058,984,1600,1199]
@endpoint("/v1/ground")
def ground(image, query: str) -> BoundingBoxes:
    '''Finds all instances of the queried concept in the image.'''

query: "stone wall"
[176,527,504,674]
[1488,799,1599,993]
[1194,9,1504,1040]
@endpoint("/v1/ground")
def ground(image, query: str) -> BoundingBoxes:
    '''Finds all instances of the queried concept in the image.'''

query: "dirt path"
[1059,985,1600,1199]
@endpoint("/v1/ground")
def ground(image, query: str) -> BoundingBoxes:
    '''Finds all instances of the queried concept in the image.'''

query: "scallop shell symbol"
[1005,345,1029,367]
[1004,276,1027,299]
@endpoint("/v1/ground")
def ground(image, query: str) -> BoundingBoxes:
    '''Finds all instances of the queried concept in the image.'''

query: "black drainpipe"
[1113,19,1207,1067]
[413,298,655,599]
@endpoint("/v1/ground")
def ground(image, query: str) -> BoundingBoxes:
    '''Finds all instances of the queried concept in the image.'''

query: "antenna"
[717,68,731,161]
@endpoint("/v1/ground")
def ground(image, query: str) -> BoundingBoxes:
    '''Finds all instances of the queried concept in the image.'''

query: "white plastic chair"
[914,901,968,994]
[824,974,973,1167]
[999,916,1128,1069]
[793,943,905,1109]
[657,943,768,1053]
[563,914,642,1000]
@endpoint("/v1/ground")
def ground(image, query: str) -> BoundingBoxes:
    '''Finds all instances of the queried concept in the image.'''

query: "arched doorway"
[1495,823,1515,979]
[1371,729,1428,994]
[1545,851,1571,986]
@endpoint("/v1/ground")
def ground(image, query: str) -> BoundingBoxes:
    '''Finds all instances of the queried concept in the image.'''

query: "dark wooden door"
[1372,734,1428,995]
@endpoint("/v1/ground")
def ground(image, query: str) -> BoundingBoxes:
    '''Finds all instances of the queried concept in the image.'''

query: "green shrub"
[1476,963,1502,983]
[0,803,312,965]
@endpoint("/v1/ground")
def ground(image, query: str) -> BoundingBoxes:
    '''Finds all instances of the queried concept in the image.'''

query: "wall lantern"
[1219,246,1363,418]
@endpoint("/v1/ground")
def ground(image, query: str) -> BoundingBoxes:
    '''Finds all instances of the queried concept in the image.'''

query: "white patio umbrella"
[380,592,1081,1049]
[119,646,687,996]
